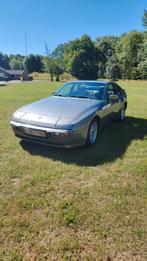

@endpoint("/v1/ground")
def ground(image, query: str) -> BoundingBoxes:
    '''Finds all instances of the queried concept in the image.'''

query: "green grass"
[0,80,147,260]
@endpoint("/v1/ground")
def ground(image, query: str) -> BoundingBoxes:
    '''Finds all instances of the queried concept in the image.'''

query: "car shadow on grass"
[0,84,7,87]
[20,116,147,166]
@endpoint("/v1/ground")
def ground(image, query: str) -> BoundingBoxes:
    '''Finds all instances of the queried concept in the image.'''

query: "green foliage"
[105,56,121,80]
[58,201,78,226]
[64,35,101,80]
[137,32,147,79]
[53,43,67,61]
[53,59,64,81]
[8,251,22,261]
[53,44,65,80]
[0,52,10,69]
[23,54,43,73]
[9,55,24,70]
[96,36,118,78]
[117,31,143,79]
[44,45,65,81]
[0,29,146,80]
[142,9,147,27]
[131,67,142,80]
[138,60,147,79]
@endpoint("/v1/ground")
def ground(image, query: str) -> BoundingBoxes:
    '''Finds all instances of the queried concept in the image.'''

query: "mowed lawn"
[0,80,147,261]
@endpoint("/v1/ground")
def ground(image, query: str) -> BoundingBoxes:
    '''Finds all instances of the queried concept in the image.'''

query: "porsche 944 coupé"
[10,81,127,148]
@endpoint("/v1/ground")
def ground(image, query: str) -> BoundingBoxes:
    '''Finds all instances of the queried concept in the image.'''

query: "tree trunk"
[56,75,59,81]
[51,74,53,81]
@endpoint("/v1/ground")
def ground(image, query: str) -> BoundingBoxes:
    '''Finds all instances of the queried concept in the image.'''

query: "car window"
[114,83,125,94]
[107,83,118,95]
[56,83,73,96]
[54,82,105,100]
[113,83,119,89]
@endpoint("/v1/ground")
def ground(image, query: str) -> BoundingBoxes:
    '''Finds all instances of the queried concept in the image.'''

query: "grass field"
[0,80,147,261]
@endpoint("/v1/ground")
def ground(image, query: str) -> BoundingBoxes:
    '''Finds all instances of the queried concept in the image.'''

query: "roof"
[0,66,26,75]
[68,80,109,84]
[6,70,25,75]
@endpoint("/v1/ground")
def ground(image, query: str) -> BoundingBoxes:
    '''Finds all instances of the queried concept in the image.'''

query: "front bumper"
[10,120,85,148]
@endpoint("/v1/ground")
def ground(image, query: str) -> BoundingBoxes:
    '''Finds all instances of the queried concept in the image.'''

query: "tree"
[137,31,147,79]
[9,55,24,70]
[96,36,118,78]
[105,56,121,80]
[138,60,147,79]
[43,47,64,81]
[53,44,66,81]
[64,35,101,80]
[10,58,22,69]
[24,54,43,73]
[0,52,10,69]
[43,45,55,81]
[52,59,64,81]
[142,10,147,27]
[53,43,66,61]
[116,31,143,79]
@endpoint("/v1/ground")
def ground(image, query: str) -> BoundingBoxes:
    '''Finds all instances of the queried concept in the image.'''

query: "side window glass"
[113,84,118,94]
[107,84,118,95]
[113,83,121,93]
[107,84,114,96]
[114,83,124,94]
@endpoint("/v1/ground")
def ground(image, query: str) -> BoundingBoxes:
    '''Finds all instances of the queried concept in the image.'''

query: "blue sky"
[0,0,146,55]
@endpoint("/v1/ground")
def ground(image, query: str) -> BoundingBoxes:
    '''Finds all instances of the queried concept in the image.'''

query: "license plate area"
[23,127,47,138]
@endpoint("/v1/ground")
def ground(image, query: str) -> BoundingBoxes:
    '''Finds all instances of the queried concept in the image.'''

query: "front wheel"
[86,118,99,146]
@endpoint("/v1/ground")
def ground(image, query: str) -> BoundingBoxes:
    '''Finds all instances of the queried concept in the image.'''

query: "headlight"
[52,131,72,138]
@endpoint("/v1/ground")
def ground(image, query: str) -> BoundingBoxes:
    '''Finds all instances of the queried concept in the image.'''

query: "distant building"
[0,66,29,81]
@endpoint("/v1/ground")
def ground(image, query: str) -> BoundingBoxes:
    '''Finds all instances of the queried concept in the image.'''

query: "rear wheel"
[86,118,99,146]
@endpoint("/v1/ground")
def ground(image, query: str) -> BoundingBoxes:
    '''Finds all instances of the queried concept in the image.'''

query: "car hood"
[13,96,101,128]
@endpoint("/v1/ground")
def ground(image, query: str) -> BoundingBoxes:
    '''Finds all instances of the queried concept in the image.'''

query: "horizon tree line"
[0,10,146,81]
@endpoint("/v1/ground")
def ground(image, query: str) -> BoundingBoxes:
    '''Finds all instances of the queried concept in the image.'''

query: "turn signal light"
[52,132,72,138]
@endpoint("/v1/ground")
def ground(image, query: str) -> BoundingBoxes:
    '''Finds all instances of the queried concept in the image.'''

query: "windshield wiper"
[54,94,66,97]
[55,95,91,99]
[70,95,89,99]
[78,96,90,99]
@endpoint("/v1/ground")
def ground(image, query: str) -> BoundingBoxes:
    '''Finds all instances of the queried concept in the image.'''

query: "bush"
[29,72,51,81]
[59,72,76,81]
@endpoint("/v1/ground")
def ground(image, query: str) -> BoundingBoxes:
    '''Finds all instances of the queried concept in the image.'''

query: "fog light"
[53,132,72,138]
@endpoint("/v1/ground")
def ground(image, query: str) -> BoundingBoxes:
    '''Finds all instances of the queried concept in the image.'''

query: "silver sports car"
[10,81,127,148]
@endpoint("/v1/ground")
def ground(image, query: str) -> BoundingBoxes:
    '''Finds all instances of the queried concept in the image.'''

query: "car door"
[106,83,120,120]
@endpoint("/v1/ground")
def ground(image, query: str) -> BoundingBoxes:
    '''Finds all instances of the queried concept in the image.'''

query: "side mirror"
[109,94,119,101]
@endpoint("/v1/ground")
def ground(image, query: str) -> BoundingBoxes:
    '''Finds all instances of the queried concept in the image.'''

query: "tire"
[118,107,126,121]
[86,118,99,146]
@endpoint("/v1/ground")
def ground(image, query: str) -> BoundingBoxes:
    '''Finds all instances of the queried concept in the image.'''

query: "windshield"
[54,82,105,100]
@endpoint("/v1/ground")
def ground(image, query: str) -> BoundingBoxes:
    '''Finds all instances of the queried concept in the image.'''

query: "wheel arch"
[92,115,100,126]
[124,101,127,110]
[87,115,101,135]
[86,115,100,146]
